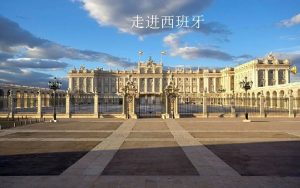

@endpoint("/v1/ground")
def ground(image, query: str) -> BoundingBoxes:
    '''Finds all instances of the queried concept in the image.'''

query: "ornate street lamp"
[48,77,62,122]
[239,77,253,120]
[164,74,179,119]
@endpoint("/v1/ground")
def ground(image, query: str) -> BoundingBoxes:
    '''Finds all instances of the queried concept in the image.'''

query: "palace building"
[68,53,299,101]
[1,53,300,119]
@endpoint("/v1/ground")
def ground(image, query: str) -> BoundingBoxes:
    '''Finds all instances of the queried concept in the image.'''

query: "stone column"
[285,69,290,84]
[213,78,217,92]
[91,78,94,93]
[37,90,42,118]
[132,97,136,115]
[137,78,140,93]
[165,94,169,118]
[289,94,294,117]
[65,91,71,118]
[174,96,180,118]
[83,77,87,93]
[69,77,73,91]
[77,77,80,90]
[265,70,269,86]
[23,92,28,108]
[94,91,99,118]
[260,94,265,117]
[128,96,137,119]
[204,77,209,92]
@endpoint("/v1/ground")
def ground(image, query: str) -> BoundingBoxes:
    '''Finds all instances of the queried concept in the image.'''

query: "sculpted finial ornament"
[147,56,154,67]
[79,65,86,70]
[267,52,276,61]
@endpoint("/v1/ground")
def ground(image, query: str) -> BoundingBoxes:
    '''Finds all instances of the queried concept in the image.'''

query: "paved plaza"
[1,118,300,187]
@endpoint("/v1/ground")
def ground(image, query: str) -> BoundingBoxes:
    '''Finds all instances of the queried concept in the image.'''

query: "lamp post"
[239,77,253,120]
[48,77,62,122]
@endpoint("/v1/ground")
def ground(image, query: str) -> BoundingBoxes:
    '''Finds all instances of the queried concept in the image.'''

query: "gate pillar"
[121,75,138,119]
[65,89,71,118]
[163,74,179,119]
[94,89,99,118]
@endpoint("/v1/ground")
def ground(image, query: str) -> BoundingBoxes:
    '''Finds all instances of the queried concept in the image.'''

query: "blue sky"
[0,0,300,88]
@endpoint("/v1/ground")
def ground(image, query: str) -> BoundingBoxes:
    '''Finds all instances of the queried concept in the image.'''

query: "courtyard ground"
[0,117,300,187]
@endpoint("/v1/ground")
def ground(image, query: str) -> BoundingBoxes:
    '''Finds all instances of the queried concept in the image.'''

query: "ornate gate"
[136,95,162,118]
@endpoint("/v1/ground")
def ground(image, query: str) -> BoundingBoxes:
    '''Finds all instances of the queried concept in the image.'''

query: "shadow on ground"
[1,140,300,176]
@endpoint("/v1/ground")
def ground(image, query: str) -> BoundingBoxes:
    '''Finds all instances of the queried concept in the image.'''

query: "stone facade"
[68,54,300,100]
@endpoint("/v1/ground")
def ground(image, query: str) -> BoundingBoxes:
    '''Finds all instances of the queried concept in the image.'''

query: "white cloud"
[0,15,135,87]
[164,31,231,60]
[279,13,300,27]
[5,58,68,69]
[78,0,230,38]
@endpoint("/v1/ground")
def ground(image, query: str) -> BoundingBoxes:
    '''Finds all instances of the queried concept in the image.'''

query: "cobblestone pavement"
[1,118,300,187]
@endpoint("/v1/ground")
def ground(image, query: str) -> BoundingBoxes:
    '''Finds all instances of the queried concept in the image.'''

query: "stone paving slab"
[133,121,169,131]
[166,119,240,176]
[178,119,300,131]
[0,138,105,141]
[1,118,300,187]
[128,132,173,138]
[202,140,300,176]
[16,121,122,130]
[101,141,198,176]
[0,141,100,176]
[1,176,300,188]
[125,138,175,142]
[196,138,300,142]
[1,132,112,138]
[62,119,136,176]
[190,132,299,139]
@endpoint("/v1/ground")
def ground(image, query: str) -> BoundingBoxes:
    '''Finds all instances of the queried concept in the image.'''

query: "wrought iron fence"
[265,97,289,116]
[178,97,203,115]
[70,94,94,114]
[99,96,123,114]
[207,97,231,115]
[293,97,300,116]
[41,94,66,114]
[14,96,38,113]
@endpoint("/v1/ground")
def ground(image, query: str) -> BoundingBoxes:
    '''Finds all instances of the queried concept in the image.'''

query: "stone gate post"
[94,90,99,118]
[37,90,42,118]
[65,90,71,118]
[203,94,207,117]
